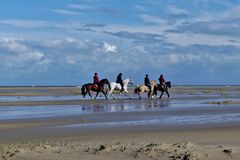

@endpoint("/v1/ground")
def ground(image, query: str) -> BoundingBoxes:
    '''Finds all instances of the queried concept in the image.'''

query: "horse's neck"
[100,79,107,84]
[123,78,129,84]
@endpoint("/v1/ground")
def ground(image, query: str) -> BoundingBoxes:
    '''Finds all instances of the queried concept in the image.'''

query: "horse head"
[150,80,157,86]
[165,81,171,88]
[124,78,133,85]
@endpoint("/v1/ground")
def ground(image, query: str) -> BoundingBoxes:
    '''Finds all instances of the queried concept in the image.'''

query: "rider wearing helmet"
[116,73,124,92]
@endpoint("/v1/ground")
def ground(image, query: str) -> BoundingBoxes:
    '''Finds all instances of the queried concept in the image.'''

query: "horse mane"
[123,78,129,82]
[99,79,108,83]
[99,79,111,90]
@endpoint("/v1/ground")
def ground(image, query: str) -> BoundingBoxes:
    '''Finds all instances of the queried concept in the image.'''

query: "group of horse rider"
[144,74,166,91]
[93,72,166,91]
[81,72,169,99]
[93,72,124,91]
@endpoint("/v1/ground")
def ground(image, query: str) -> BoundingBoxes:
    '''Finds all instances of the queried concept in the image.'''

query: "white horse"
[108,78,133,99]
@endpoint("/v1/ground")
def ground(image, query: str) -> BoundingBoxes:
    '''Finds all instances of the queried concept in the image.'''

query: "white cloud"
[168,53,200,64]
[140,14,166,25]
[167,6,189,16]
[103,42,117,53]
[0,37,51,69]
[218,5,240,20]
[22,51,44,61]
[0,19,49,28]
[166,32,240,47]
[67,4,95,10]
[66,55,77,65]
[163,52,240,66]
[50,9,83,15]
[43,37,80,48]
[0,37,27,53]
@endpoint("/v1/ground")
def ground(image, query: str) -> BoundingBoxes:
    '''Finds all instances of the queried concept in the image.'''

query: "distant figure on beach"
[93,72,100,89]
[144,74,151,92]
[116,73,124,91]
[159,74,166,89]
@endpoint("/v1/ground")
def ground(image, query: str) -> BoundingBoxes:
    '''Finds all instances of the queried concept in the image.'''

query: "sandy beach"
[0,86,240,160]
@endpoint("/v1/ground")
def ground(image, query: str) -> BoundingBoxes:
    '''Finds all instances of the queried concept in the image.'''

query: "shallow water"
[0,95,239,122]
[1,88,240,128]
[0,95,81,102]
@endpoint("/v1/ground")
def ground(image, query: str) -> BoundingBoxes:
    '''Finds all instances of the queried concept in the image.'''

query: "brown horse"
[153,81,171,98]
[134,80,157,99]
[81,79,111,100]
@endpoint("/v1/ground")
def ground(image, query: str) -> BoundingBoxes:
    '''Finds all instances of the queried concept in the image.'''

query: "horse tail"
[81,85,86,95]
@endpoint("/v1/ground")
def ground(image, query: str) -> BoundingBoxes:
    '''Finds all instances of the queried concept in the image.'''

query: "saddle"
[158,84,165,90]
[92,84,99,90]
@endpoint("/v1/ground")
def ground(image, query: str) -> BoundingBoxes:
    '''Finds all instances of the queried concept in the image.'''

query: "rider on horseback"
[116,73,124,92]
[144,74,151,93]
[159,74,166,89]
[93,72,100,89]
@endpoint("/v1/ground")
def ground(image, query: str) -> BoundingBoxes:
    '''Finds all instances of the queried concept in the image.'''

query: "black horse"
[81,79,111,100]
[153,81,171,98]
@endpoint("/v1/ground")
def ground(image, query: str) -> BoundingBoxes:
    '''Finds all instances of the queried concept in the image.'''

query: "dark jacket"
[116,74,123,83]
[144,77,150,86]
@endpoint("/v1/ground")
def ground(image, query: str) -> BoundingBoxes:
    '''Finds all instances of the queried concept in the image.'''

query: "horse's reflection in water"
[144,99,170,109]
[81,104,105,113]
[81,99,170,114]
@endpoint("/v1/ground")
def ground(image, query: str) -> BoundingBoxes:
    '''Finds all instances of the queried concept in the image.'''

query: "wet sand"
[0,86,240,160]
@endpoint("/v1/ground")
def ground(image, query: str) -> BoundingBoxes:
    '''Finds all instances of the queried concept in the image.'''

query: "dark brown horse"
[81,79,111,100]
[153,81,171,99]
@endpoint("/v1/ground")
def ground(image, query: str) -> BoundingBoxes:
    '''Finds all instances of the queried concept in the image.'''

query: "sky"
[0,0,240,86]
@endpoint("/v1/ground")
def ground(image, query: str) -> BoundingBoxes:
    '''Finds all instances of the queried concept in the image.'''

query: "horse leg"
[138,93,141,99]
[94,92,99,100]
[159,91,164,99]
[153,88,158,99]
[148,92,151,99]
[82,92,86,98]
[108,89,115,100]
[102,91,108,100]
[166,90,170,98]
[88,91,92,99]
[151,90,155,99]
[124,90,131,99]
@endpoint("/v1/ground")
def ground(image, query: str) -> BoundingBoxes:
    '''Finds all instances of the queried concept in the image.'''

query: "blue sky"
[0,0,240,85]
